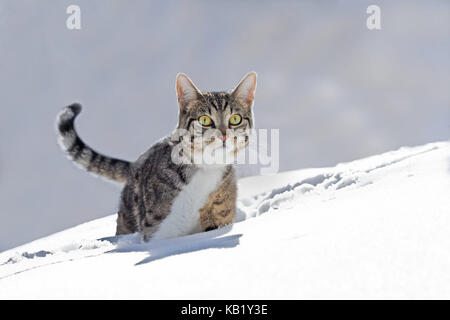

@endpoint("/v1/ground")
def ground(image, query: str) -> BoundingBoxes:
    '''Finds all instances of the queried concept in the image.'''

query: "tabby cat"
[56,72,257,241]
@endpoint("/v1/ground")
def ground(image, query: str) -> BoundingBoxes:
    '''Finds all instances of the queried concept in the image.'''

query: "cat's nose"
[222,135,227,142]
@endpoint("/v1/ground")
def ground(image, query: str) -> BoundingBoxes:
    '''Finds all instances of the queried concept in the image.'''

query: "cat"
[56,72,257,241]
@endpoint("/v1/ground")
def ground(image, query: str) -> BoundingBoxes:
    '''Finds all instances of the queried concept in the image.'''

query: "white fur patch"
[151,165,226,240]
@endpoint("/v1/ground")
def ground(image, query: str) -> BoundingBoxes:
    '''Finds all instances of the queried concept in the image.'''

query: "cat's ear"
[176,73,202,110]
[231,72,257,108]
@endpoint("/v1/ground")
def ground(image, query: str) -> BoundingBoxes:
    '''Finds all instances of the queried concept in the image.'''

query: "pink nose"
[222,135,227,142]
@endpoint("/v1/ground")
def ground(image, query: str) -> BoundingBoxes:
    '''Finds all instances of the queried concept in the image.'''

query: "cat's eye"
[198,115,213,126]
[229,114,242,126]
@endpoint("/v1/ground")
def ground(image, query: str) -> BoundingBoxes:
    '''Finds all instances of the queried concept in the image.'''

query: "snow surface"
[0,142,449,299]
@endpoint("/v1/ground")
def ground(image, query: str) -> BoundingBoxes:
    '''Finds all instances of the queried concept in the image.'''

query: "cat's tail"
[56,103,131,184]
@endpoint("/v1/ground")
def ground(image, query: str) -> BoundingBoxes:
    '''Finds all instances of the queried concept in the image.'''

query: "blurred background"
[0,0,449,252]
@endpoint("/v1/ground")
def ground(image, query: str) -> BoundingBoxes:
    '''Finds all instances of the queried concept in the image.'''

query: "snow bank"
[0,142,449,299]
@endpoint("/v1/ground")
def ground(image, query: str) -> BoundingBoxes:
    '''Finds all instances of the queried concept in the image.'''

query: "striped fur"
[56,103,131,184]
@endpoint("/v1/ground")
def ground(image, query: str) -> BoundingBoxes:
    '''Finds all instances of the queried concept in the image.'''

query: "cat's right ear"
[176,73,202,111]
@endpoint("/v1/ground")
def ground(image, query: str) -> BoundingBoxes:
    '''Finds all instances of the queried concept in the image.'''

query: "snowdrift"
[1,142,449,299]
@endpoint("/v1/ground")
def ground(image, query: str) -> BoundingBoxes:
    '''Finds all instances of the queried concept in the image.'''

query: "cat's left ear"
[231,72,257,108]
[176,73,202,110]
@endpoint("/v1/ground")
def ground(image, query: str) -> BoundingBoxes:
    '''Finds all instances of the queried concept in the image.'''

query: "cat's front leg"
[198,167,237,232]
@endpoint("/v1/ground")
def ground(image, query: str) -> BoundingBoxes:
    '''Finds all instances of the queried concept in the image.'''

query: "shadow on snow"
[101,225,242,266]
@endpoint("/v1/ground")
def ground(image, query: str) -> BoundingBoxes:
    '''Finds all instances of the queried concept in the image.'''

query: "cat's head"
[173,72,257,166]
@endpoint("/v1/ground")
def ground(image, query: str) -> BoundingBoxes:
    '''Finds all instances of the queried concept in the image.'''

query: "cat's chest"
[151,166,226,240]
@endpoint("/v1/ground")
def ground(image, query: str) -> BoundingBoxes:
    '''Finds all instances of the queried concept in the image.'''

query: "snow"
[0,141,449,299]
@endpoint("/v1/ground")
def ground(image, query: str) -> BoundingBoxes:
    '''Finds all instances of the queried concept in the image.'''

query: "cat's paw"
[204,225,218,232]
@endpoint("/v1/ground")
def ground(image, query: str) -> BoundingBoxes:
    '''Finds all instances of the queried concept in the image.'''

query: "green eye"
[198,115,212,126]
[229,114,242,125]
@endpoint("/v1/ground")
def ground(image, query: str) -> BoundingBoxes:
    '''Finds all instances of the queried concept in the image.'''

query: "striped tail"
[56,103,131,184]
